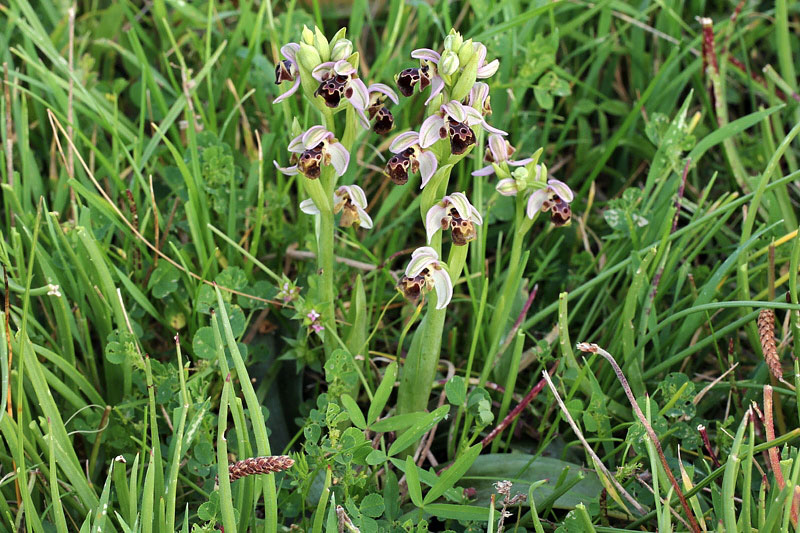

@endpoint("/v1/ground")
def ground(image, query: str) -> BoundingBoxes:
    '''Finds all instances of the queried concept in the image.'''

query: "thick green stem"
[397,245,468,416]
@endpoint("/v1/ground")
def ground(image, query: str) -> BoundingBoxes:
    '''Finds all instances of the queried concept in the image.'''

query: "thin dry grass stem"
[226,455,295,482]
[541,367,648,516]
[2,266,20,507]
[576,342,701,533]
[693,363,738,405]
[67,5,76,219]
[763,384,798,526]
[492,284,538,367]
[480,362,557,449]
[46,110,284,307]
[759,309,782,381]
[225,79,256,157]
[337,505,358,533]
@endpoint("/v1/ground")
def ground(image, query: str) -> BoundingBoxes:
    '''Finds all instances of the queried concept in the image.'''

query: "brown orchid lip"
[275,60,296,84]
[397,68,421,97]
[386,153,411,185]
[549,196,572,226]
[372,107,394,135]
[448,120,476,155]
[298,143,324,179]
[315,76,348,107]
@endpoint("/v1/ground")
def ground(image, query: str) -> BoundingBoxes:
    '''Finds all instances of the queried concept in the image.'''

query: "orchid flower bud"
[314,26,331,61]
[444,30,463,52]
[331,39,353,61]
[439,50,460,76]
[297,42,322,72]
[301,25,315,45]
[457,39,475,65]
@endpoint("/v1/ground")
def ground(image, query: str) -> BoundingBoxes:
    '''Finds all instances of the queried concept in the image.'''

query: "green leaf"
[405,456,423,508]
[424,444,482,504]
[105,329,137,365]
[444,376,466,406]
[370,413,420,433]
[387,405,450,456]
[340,394,367,429]
[367,362,397,426]
[148,262,180,299]
[425,504,491,521]
[366,449,386,465]
[359,494,385,518]
[192,327,216,360]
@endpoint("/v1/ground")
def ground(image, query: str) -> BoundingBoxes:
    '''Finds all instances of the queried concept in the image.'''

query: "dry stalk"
[576,342,701,533]
[759,309,782,380]
[541,368,647,516]
[764,385,798,526]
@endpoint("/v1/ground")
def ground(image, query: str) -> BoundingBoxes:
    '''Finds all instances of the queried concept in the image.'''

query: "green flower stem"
[303,174,336,358]
[486,197,535,366]
[397,244,468,417]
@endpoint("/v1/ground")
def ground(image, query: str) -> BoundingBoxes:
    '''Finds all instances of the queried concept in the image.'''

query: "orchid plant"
[272,25,575,428]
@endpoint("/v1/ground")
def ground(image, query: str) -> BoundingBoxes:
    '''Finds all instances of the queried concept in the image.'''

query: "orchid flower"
[299,184,373,229]
[397,48,445,104]
[312,60,370,125]
[398,247,453,309]
[526,179,574,225]
[385,131,438,187]
[425,192,483,245]
[366,83,399,135]
[274,43,302,104]
[419,100,506,155]
[473,134,533,177]
[474,43,500,79]
[466,82,492,116]
[274,126,349,179]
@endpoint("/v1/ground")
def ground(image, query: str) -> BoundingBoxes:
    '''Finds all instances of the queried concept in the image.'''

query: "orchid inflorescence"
[272,26,575,317]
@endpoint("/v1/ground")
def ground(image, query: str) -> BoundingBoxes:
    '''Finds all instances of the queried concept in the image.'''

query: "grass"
[1,0,800,531]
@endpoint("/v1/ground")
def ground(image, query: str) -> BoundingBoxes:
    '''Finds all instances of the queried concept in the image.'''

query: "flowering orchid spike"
[384,131,438,187]
[425,192,483,245]
[526,179,574,225]
[398,247,453,309]
[274,43,302,104]
[283,126,350,179]
[333,185,373,229]
[472,134,534,177]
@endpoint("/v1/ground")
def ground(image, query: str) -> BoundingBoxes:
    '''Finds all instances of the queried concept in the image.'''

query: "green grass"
[1,0,800,531]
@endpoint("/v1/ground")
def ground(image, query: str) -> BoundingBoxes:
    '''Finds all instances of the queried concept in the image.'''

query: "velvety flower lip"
[274,43,302,103]
[311,60,371,127]
[367,83,399,134]
[425,192,483,245]
[396,66,431,97]
[410,48,446,104]
[419,101,506,155]
[526,178,574,225]
[300,184,373,229]
[385,131,438,187]
[472,134,533,176]
[399,247,453,309]
[275,126,350,178]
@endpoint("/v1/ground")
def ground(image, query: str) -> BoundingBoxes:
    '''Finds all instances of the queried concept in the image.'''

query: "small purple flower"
[274,126,350,179]
[274,44,302,104]
[366,83,399,135]
[473,134,533,177]
[526,179,574,226]
[384,131,438,187]
[312,60,371,126]
[419,101,506,155]
[307,309,321,322]
[310,323,325,334]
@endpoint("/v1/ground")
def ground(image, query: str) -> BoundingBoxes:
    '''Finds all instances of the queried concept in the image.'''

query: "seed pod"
[758,308,781,380]
[227,455,294,482]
